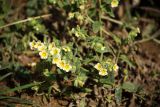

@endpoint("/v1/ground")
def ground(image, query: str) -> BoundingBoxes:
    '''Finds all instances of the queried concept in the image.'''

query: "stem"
[153,38,160,44]
[0,14,52,29]
[98,0,102,37]
[101,28,111,36]
[115,49,120,64]
[101,16,123,25]
[0,72,13,81]
[100,52,103,62]
[101,16,136,30]
[133,29,160,44]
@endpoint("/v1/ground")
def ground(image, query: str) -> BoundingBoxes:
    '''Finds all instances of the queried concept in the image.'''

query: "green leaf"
[26,9,36,16]
[100,72,115,85]
[94,43,110,53]
[74,73,87,87]
[0,96,33,105]
[92,21,102,33]
[103,0,112,4]
[0,82,41,95]
[128,30,138,42]
[115,87,122,104]
[120,55,135,68]
[82,88,92,93]
[83,57,96,65]
[2,0,11,13]
[104,6,115,17]
[36,60,52,73]
[0,72,13,81]
[0,62,12,70]
[74,79,79,87]
[79,98,86,107]
[73,57,81,71]
[122,82,138,93]
[0,20,5,26]
[112,34,121,44]
[57,1,64,8]
[48,0,56,4]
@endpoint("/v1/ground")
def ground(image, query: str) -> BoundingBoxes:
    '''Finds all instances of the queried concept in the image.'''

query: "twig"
[0,14,52,29]
[0,72,13,81]
[139,7,160,15]
[133,29,160,44]
[153,38,160,44]
[101,27,111,35]
[101,16,123,25]
[101,16,136,30]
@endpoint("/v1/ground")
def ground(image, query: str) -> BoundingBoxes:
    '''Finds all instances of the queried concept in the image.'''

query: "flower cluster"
[94,63,108,76]
[29,40,72,72]
[106,59,119,72]
[68,12,84,21]
[52,57,72,72]
[94,60,119,76]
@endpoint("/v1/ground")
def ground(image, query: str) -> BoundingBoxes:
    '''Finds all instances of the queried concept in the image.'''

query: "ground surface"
[0,0,160,107]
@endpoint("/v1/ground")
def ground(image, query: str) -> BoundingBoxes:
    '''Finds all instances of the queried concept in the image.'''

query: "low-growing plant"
[27,0,141,104]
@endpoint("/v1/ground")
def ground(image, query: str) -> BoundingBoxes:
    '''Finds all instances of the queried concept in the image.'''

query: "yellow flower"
[99,68,108,76]
[111,0,119,8]
[29,41,36,50]
[78,80,85,87]
[57,60,66,69]
[39,51,48,59]
[106,59,112,64]
[75,32,80,37]
[101,46,106,51]
[63,63,72,72]
[68,12,74,19]
[48,42,56,51]
[50,47,60,56]
[31,62,36,67]
[27,62,37,67]
[94,63,103,71]
[57,60,72,72]
[113,64,119,72]
[52,57,61,64]
[34,41,42,49]
[31,86,39,91]
[37,43,46,51]
[77,14,83,21]
[136,27,140,33]
[79,5,85,10]
[62,46,71,52]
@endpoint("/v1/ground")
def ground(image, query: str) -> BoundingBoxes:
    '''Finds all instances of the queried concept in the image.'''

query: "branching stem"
[0,14,52,29]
